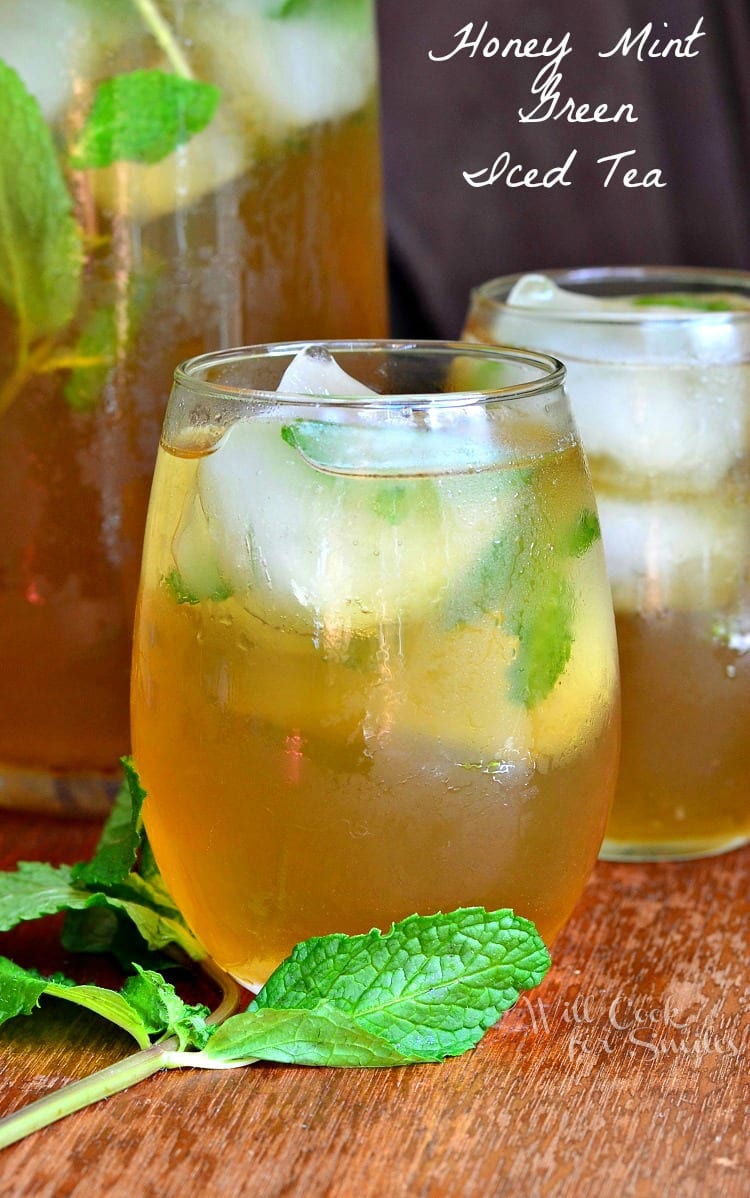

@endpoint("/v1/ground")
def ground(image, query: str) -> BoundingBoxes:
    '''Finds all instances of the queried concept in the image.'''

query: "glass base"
[0,761,120,818]
[600,832,750,863]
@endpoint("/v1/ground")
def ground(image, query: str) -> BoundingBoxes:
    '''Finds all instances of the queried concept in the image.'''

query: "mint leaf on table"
[72,758,145,889]
[0,956,151,1048]
[71,70,220,169]
[0,59,83,342]
[205,1006,423,1067]
[0,957,213,1051]
[206,908,550,1066]
[0,861,201,960]
[120,966,212,1052]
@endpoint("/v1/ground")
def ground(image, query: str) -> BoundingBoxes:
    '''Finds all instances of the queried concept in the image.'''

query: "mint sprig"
[0,60,82,351]
[0,765,551,1149]
[71,70,221,169]
[209,908,549,1066]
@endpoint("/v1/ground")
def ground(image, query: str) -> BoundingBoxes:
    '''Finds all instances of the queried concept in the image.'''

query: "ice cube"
[491,275,750,490]
[196,352,513,633]
[567,361,748,490]
[1,0,88,123]
[278,346,377,398]
[187,1,376,140]
[597,494,746,612]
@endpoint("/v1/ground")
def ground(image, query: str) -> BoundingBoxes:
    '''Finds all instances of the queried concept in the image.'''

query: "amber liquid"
[464,310,750,861]
[132,433,619,986]
[604,609,750,857]
[0,101,386,810]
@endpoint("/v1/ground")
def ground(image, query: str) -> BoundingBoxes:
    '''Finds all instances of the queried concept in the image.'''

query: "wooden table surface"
[0,812,747,1198]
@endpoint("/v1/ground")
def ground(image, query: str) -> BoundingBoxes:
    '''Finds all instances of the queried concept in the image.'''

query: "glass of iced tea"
[0,0,385,814]
[464,268,750,861]
[131,340,620,987]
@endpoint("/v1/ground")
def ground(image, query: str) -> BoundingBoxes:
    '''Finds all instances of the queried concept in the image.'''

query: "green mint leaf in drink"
[120,966,213,1051]
[631,292,750,312]
[0,59,83,344]
[207,907,550,1066]
[267,0,370,27]
[506,572,574,708]
[559,508,601,558]
[163,568,232,606]
[72,758,145,889]
[71,70,221,169]
[60,305,116,411]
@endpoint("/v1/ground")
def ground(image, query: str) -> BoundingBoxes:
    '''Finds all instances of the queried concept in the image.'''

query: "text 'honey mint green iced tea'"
[0,0,385,812]
[465,269,750,860]
[132,342,619,987]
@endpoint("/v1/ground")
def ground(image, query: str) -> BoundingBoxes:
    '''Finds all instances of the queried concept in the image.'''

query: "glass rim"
[172,339,566,410]
[470,266,750,327]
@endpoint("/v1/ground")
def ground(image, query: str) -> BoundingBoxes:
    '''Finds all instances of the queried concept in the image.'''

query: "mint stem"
[0,958,240,1151]
[131,0,194,78]
[0,1041,175,1151]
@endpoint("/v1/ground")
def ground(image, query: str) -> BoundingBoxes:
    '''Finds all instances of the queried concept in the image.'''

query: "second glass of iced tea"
[465,268,750,861]
[131,341,619,987]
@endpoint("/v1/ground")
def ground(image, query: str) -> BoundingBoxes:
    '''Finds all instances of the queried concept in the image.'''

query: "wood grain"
[0,813,747,1198]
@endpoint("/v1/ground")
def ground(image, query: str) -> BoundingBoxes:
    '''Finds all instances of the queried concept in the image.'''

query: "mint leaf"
[0,862,83,931]
[506,572,574,707]
[207,908,550,1066]
[0,957,152,1048]
[72,758,145,889]
[444,495,601,709]
[559,508,601,558]
[164,568,231,606]
[0,59,82,342]
[121,966,213,1051]
[631,292,750,313]
[0,863,202,961]
[0,957,48,1024]
[371,484,410,525]
[60,306,116,411]
[72,70,220,169]
[207,1006,424,1067]
[267,0,369,24]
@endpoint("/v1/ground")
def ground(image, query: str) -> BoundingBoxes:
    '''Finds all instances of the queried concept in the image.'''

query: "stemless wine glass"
[464,268,750,861]
[131,341,619,987]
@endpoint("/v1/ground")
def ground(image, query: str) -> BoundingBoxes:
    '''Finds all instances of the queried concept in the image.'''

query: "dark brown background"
[378,0,750,335]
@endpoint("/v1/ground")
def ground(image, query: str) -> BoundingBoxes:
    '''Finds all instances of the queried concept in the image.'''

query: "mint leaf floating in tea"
[630,292,750,312]
[72,70,221,169]
[206,907,550,1066]
[0,60,82,359]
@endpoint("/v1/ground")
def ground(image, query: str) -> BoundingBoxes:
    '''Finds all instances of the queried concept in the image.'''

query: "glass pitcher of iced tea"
[0,0,386,814]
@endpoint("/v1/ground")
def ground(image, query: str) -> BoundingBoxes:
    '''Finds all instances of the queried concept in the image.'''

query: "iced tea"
[465,269,750,859]
[131,343,619,986]
[0,0,386,811]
